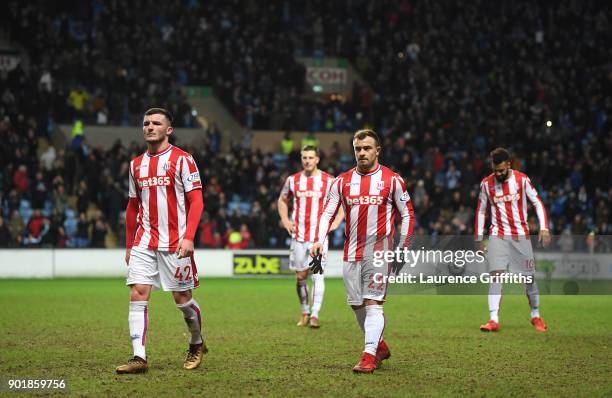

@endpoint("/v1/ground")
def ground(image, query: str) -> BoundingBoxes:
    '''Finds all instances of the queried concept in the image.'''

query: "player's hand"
[309,242,323,258]
[309,253,323,274]
[282,219,295,236]
[125,248,131,266]
[476,240,487,254]
[539,230,551,248]
[176,239,194,259]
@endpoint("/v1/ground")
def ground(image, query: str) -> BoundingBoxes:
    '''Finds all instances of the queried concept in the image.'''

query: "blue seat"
[273,154,288,163]
[64,217,78,239]
[228,201,252,215]
[42,200,53,217]
[239,202,251,214]
[228,202,241,215]
[19,199,32,223]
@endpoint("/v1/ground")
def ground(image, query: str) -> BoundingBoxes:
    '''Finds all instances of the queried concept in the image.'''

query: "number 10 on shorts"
[174,265,192,281]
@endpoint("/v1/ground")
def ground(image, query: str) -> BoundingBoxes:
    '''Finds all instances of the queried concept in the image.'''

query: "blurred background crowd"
[1,0,610,250]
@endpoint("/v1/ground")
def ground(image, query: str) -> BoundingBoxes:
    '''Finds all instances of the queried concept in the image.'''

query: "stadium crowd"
[1,0,610,249]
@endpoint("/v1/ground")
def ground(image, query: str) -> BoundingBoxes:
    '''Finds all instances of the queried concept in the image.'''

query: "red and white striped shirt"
[281,170,334,243]
[474,170,548,240]
[316,165,415,262]
[129,145,202,251]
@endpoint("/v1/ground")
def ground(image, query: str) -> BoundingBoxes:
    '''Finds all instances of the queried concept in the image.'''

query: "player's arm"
[329,205,345,232]
[388,176,414,274]
[310,177,342,257]
[474,181,488,243]
[277,179,295,235]
[179,189,204,258]
[177,155,204,258]
[392,176,415,250]
[125,162,138,265]
[524,177,551,247]
[125,197,139,265]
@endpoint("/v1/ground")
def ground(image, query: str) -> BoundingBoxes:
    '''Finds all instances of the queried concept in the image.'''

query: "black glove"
[390,257,405,275]
[309,253,323,274]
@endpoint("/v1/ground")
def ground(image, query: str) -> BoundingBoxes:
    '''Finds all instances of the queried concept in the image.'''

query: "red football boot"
[352,352,377,374]
[375,340,391,367]
[531,317,547,332]
[480,320,500,332]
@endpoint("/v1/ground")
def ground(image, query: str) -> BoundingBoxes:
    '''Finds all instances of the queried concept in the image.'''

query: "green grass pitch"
[1,278,611,397]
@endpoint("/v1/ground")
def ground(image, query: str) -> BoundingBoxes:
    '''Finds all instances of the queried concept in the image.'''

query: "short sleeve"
[280,176,292,199]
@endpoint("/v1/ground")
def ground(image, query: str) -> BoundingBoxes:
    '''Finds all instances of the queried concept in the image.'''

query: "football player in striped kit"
[278,145,344,328]
[475,147,551,333]
[116,108,206,374]
[311,130,415,373]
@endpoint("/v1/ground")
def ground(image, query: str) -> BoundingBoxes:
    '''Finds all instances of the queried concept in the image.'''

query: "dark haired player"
[116,108,206,373]
[278,145,344,328]
[475,148,550,332]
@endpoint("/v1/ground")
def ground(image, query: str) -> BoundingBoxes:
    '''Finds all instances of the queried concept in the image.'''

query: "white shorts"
[126,246,199,291]
[343,258,390,305]
[487,236,535,275]
[289,239,328,272]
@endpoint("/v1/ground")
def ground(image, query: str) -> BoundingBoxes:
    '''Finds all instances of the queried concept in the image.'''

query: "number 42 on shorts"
[174,265,192,281]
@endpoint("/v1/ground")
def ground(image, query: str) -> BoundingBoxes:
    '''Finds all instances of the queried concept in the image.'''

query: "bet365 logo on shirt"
[493,193,520,203]
[346,195,384,205]
[296,190,323,199]
[138,176,171,188]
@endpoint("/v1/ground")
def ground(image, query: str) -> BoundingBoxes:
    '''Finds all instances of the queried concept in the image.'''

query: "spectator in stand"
[76,180,90,214]
[31,171,48,210]
[0,217,12,247]
[280,131,295,156]
[74,212,90,248]
[239,224,252,249]
[230,208,247,231]
[40,146,57,172]
[13,165,29,196]
[52,183,68,213]
[225,227,243,249]
[445,161,461,191]
[67,87,90,118]
[90,212,108,248]
[8,210,24,246]
[301,132,319,150]
[23,209,47,246]
[214,208,230,237]
[4,189,21,216]
[198,213,221,248]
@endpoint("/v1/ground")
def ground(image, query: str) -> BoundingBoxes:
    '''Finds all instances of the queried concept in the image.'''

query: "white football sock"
[128,301,148,360]
[364,305,385,356]
[176,299,203,345]
[310,273,325,318]
[488,282,502,323]
[353,306,366,333]
[525,281,540,318]
[297,279,309,314]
